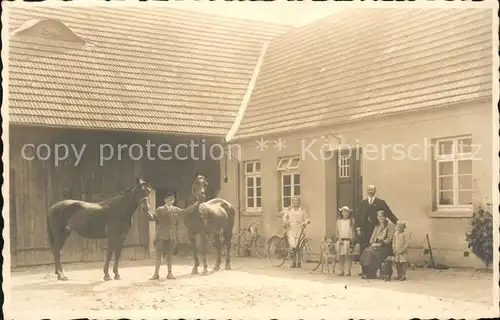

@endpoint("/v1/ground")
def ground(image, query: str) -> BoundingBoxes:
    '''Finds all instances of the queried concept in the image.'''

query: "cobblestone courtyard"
[7,257,497,319]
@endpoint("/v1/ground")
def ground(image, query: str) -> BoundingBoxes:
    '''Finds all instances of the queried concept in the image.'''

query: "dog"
[379,256,394,281]
[313,236,337,274]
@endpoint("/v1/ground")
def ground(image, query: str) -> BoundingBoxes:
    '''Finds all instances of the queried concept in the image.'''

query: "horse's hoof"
[57,275,69,281]
[225,265,231,270]
[167,274,176,280]
[213,266,220,272]
[114,275,121,280]
[191,269,199,275]
[103,275,112,281]
[201,270,209,276]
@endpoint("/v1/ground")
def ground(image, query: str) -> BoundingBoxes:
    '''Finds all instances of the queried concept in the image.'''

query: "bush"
[465,203,494,268]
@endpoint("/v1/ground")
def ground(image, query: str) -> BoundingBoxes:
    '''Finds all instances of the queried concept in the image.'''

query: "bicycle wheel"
[230,235,243,257]
[299,238,315,265]
[267,235,288,267]
[253,234,267,258]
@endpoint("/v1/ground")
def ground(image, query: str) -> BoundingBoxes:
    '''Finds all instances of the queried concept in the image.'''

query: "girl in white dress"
[282,196,310,268]
[393,221,408,280]
[335,206,356,276]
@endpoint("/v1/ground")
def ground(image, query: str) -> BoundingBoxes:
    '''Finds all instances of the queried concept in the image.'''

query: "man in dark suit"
[354,185,398,268]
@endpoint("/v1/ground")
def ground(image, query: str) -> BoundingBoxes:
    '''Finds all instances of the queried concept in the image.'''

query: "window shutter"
[430,143,437,211]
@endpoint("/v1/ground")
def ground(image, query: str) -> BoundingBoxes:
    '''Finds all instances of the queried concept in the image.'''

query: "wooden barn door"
[335,148,363,214]
[10,168,18,267]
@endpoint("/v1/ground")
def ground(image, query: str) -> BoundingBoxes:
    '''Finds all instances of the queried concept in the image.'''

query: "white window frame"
[244,161,262,212]
[435,136,473,210]
[277,156,301,211]
[338,154,351,178]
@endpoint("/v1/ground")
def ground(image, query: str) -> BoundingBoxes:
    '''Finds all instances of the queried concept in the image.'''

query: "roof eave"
[225,41,269,144]
[230,96,493,142]
[9,122,228,140]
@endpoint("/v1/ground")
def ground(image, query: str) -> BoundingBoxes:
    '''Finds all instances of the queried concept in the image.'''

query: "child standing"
[392,221,408,280]
[335,206,356,276]
[148,193,181,280]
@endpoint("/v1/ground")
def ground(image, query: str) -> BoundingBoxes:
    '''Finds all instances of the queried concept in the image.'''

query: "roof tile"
[8,6,290,136]
[234,8,493,140]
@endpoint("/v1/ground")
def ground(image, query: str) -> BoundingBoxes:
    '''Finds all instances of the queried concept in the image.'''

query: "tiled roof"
[8,6,291,136]
[233,8,493,140]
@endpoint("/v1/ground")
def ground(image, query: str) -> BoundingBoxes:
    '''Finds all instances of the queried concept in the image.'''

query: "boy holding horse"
[149,193,181,280]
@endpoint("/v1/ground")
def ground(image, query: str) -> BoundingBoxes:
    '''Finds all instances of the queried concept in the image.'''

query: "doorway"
[324,147,363,239]
[335,147,363,261]
[335,148,363,213]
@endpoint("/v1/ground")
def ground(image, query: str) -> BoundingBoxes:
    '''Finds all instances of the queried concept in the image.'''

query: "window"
[245,161,262,211]
[277,156,300,210]
[339,154,351,178]
[435,136,473,209]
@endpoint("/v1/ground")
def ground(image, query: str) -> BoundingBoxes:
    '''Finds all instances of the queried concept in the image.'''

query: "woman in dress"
[282,196,310,268]
[359,210,395,279]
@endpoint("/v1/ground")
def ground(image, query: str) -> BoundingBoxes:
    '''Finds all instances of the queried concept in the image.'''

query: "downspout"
[223,146,229,183]
[224,41,269,249]
[222,144,242,254]
[236,160,241,242]
[221,147,242,255]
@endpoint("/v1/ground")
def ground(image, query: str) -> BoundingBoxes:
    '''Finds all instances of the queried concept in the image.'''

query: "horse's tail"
[46,201,79,249]
[221,201,236,232]
[47,202,64,252]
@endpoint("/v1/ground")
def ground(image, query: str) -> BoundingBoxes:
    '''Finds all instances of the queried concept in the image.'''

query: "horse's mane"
[184,202,199,213]
[98,185,135,207]
[181,201,201,220]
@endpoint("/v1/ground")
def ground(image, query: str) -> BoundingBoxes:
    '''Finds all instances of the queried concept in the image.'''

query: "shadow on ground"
[10,254,494,306]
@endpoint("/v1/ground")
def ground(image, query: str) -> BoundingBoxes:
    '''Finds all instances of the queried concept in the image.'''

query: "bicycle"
[267,221,314,267]
[228,221,267,258]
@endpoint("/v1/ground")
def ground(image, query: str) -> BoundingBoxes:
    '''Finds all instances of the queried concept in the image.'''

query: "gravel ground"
[6,256,498,319]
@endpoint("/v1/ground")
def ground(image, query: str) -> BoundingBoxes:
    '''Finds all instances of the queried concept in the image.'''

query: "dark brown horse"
[184,175,235,274]
[46,177,151,281]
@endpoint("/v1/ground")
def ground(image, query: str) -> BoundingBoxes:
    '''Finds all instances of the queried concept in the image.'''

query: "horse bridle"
[197,191,207,202]
[138,197,150,213]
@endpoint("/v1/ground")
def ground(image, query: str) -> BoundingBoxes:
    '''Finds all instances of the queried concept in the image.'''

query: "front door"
[335,148,363,216]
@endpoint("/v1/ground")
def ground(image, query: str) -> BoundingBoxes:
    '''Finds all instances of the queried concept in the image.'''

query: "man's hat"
[339,205,353,212]
[164,191,176,198]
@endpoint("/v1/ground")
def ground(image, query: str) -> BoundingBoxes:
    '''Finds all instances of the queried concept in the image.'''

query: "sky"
[160,0,346,26]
